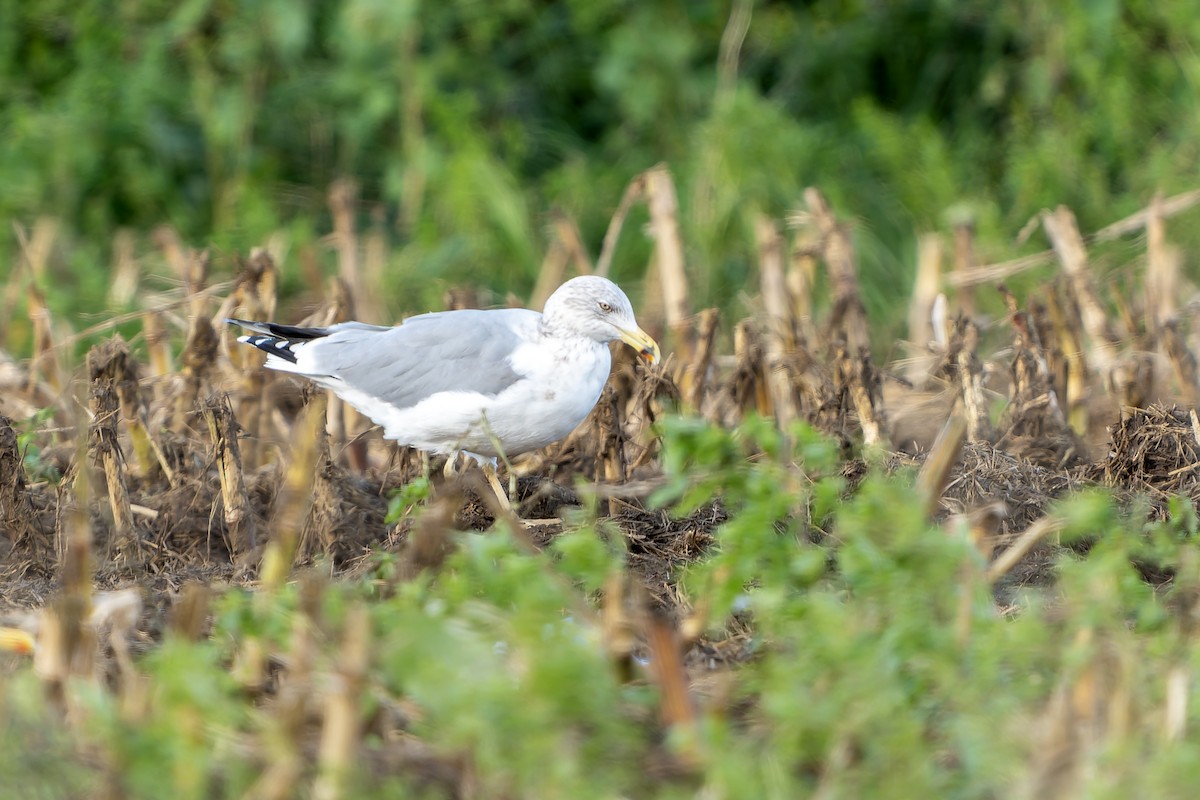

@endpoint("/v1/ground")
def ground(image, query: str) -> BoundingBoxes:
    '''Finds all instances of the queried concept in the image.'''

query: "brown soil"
[3,257,1199,675]
[3,361,1192,658]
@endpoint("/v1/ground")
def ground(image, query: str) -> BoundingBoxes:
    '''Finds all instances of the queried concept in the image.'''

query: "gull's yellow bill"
[618,325,661,365]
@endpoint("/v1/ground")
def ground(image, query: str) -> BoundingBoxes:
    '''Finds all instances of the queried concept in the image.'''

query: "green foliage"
[15,407,62,483]
[373,534,651,797]
[384,475,433,524]
[87,640,255,799]
[9,417,1200,795]
[0,672,93,795]
[654,416,844,624]
[4,2,1200,349]
[551,519,625,594]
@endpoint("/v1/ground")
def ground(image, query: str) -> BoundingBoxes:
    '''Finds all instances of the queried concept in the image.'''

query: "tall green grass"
[4,2,1200,351]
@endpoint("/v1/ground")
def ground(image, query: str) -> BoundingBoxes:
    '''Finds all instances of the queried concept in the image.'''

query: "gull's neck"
[537,314,587,343]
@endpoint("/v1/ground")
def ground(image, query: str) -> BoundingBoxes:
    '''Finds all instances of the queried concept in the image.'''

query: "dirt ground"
[4,219,1200,665]
[3,324,1197,663]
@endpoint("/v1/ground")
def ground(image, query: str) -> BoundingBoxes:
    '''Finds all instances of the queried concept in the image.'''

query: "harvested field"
[6,180,1200,796]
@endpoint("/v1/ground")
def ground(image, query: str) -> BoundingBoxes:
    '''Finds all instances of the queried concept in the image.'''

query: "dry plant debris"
[6,188,1200,797]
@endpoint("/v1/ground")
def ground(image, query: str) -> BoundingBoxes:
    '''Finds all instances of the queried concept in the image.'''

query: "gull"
[229,275,660,510]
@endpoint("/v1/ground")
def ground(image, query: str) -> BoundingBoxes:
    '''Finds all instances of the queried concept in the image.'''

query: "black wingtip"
[237,334,302,364]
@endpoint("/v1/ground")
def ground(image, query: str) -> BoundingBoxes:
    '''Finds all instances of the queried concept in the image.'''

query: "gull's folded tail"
[226,318,335,365]
[226,318,333,340]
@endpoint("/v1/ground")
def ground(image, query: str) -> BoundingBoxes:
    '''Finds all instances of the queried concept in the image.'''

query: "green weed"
[6,416,1200,796]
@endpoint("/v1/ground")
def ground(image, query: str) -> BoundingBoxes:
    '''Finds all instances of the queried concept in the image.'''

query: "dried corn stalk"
[646,165,690,324]
[39,391,97,708]
[1043,283,1089,436]
[26,283,63,396]
[314,606,371,800]
[108,229,139,307]
[937,318,990,443]
[86,343,139,559]
[756,215,800,429]
[788,229,819,349]
[596,173,648,279]
[678,308,719,414]
[952,217,976,317]
[732,319,771,418]
[1041,206,1118,372]
[143,310,173,383]
[330,177,370,323]
[1162,319,1199,407]
[0,415,38,551]
[833,344,889,448]
[173,315,219,432]
[1000,285,1067,433]
[4,218,58,352]
[907,233,943,386]
[916,414,967,520]
[804,188,870,353]
[227,248,280,470]
[1145,193,1180,335]
[643,603,700,771]
[532,212,594,309]
[602,571,638,683]
[202,393,256,556]
[88,337,160,481]
[261,393,326,591]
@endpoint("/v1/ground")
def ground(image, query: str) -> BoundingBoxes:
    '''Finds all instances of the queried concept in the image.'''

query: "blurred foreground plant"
[7,416,1200,796]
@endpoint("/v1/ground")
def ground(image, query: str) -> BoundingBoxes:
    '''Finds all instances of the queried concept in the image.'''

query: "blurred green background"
[4,0,1199,349]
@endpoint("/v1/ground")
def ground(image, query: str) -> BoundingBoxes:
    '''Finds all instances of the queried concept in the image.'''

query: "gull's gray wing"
[295,308,538,410]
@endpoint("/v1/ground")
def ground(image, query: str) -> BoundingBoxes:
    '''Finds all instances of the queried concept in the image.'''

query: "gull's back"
[262,308,542,411]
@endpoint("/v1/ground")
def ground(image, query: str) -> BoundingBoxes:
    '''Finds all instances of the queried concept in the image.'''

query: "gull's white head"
[541,276,660,364]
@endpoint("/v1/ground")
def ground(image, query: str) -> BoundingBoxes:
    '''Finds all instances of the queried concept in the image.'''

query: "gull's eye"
[598,301,614,314]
